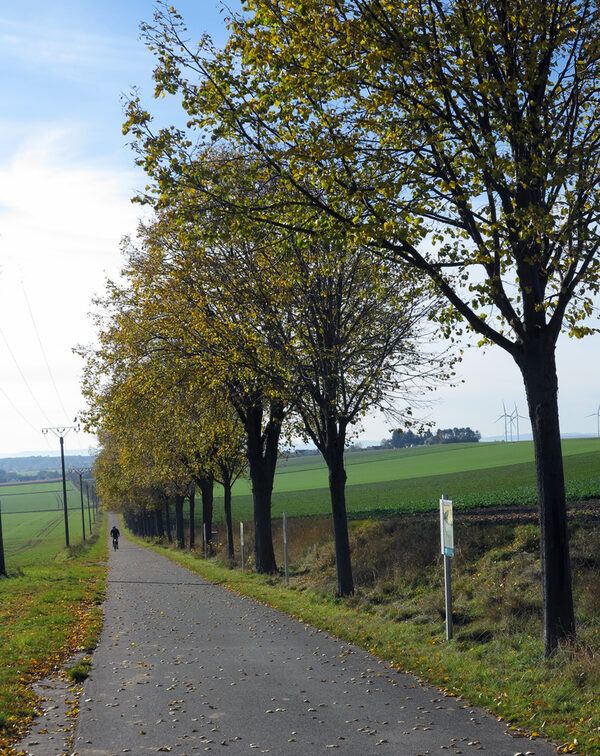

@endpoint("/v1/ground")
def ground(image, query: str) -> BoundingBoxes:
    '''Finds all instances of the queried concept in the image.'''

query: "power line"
[21,280,71,420]
[0,325,53,425]
[0,384,41,432]
[23,279,88,454]
[0,489,64,498]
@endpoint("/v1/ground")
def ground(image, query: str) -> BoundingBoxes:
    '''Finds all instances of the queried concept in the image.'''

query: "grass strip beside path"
[0,518,107,753]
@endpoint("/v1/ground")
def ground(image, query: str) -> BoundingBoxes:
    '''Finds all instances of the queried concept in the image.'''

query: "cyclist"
[110,525,120,551]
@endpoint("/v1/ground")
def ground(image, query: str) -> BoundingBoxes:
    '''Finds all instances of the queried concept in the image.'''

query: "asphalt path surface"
[72,524,560,756]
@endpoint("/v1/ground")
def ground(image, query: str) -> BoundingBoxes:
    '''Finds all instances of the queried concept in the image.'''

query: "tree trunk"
[197,473,214,554]
[251,472,277,573]
[164,497,172,543]
[516,346,575,656]
[155,508,165,538]
[244,401,281,574]
[174,493,185,549]
[189,486,196,550]
[146,509,156,537]
[223,473,235,561]
[322,429,354,597]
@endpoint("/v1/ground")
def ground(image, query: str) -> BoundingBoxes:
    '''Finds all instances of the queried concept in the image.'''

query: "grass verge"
[130,515,600,755]
[0,515,108,753]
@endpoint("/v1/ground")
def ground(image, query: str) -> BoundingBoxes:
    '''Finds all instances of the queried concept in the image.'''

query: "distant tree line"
[0,455,94,483]
[0,469,60,484]
[383,428,481,449]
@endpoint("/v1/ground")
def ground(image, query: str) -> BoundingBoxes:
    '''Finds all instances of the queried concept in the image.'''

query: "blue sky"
[0,1,598,456]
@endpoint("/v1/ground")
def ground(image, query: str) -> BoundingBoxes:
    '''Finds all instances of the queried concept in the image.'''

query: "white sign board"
[440,496,454,557]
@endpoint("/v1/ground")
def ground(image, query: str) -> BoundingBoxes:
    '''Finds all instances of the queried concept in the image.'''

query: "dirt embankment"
[406,498,600,525]
[0,478,62,486]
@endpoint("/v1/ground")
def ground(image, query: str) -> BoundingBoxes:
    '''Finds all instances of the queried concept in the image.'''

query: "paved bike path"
[73,525,559,755]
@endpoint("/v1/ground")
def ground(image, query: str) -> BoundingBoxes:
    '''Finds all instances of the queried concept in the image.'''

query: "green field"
[209,438,600,522]
[0,481,95,567]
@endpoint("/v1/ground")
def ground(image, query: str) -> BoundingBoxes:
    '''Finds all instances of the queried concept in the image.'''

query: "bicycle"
[110,526,120,551]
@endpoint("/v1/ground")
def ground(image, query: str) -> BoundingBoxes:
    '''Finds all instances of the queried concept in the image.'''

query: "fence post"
[240,522,245,572]
[203,523,207,559]
[86,484,92,532]
[0,500,6,577]
[283,510,289,586]
[79,473,86,542]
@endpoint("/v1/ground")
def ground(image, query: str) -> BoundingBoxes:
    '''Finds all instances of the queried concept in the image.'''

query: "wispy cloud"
[0,16,146,82]
[0,125,140,265]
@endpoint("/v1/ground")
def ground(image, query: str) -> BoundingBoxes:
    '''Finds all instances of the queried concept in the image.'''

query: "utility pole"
[70,468,91,541]
[42,424,80,547]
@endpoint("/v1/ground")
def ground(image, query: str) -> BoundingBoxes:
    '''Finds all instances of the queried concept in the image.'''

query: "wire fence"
[0,480,99,570]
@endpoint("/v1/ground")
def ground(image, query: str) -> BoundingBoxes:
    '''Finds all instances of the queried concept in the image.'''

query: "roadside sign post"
[440,494,454,640]
[240,522,245,572]
[283,511,289,586]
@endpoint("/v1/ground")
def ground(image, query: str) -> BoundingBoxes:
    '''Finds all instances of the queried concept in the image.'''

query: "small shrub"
[570,527,600,570]
[575,571,600,620]
[66,657,91,683]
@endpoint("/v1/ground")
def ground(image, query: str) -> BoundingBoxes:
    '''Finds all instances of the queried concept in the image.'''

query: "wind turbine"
[495,401,511,442]
[587,404,600,438]
[511,404,527,442]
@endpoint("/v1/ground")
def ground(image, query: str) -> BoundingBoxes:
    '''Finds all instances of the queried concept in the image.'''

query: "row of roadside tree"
[81,170,445,598]
[82,0,600,656]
